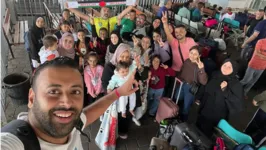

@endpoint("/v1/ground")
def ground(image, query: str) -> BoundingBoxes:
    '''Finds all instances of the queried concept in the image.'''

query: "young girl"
[107,61,137,118]
[148,55,176,117]
[75,29,90,56]
[84,52,104,104]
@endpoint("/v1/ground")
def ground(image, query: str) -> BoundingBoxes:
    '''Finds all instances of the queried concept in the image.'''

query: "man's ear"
[28,88,35,108]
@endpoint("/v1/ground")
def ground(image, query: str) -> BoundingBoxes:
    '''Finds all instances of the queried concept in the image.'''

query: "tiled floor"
[2,40,265,149]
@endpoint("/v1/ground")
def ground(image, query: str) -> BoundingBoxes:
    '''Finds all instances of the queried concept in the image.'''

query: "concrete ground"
[2,41,264,149]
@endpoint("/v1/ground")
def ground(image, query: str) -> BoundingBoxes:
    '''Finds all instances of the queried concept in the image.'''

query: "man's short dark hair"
[62,9,70,13]
[116,62,130,71]
[77,29,85,33]
[61,20,70,26]
[130,10,136,13]
[43,35,58,49]
[31,56,79,90]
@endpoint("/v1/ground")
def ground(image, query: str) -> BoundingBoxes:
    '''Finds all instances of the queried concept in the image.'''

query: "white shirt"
[1,112,87,150]
[38,46,60,64]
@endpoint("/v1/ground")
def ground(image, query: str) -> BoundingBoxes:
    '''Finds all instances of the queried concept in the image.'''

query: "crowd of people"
[1,0,266,149]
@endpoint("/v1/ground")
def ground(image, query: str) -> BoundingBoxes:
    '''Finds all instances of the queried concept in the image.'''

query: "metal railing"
[15,0,61,27]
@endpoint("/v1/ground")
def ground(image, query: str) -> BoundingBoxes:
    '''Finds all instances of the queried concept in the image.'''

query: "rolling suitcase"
[170,122,213,150]
[149,137,177,150]
[156,78,183,123]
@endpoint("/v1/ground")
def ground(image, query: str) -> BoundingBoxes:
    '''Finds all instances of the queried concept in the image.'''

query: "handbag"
[189,68,200,95]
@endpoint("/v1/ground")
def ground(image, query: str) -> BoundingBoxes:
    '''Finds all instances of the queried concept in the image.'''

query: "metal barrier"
[15,0,61,27]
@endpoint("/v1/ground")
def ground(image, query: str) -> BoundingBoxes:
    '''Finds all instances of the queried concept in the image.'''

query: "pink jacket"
[84,65,104,96]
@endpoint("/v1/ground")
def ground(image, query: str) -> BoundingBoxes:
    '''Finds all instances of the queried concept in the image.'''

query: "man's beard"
[31,98,81,138]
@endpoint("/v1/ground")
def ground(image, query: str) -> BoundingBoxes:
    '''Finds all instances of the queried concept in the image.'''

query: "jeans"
[240,67,264,95]
[147,88,164,116]
[175,83,195,120]
[244,108,266,144]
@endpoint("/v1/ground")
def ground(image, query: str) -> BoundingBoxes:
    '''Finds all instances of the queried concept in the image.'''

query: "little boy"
[38,35,59,64]
[54,20,71,40]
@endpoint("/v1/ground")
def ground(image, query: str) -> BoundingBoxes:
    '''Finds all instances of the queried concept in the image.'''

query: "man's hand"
[161,11,168,24]
[252,99,258,106]
[117,70,139,96]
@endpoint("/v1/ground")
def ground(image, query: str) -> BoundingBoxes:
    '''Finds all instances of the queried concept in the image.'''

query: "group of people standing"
[24,0,265,145]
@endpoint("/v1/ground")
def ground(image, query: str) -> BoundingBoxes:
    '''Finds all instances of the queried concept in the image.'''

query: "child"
[147,55,175,117]
[84,52,104,104]
[58,9,76,30]
[75,29,90,56]
[90,17,110,65]
[54,20,71,40]
[38,35,59,64]
[107,61,137,118]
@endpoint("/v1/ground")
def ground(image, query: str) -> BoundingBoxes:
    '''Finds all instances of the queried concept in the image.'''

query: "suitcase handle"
[170,77,183,105]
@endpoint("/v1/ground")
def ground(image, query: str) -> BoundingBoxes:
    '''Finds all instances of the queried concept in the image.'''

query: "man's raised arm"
[83,70,139,126]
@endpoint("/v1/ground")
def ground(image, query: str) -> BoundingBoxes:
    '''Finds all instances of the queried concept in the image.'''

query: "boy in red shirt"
[241,38,266,96]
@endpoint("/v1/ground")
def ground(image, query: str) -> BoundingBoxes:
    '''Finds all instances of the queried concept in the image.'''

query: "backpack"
[24,31,31,52]
[214,137,226,150]
[1,119,89,150]
[1,120,41,150]
[234,144,256,150]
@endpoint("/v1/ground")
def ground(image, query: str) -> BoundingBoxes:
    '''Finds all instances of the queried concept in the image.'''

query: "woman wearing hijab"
[196,59,244,136]
[101,43,149,139]
[105,30,122,64]
[29,16,46,68]
[58,32,76,60]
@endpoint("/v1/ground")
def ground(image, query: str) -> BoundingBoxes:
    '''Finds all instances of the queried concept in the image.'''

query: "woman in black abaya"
[196,59,244,136]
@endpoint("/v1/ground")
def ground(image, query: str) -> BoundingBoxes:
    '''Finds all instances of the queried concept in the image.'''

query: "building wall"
[1,0,9,123]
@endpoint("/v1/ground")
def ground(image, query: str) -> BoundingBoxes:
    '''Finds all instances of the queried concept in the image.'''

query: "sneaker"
[132,117,141,126]
[119,134,128,139]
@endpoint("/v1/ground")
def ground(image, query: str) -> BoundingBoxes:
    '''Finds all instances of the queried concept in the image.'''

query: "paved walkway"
[3,42,263,149]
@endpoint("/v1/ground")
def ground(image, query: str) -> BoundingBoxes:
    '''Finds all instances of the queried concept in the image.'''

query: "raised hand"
[161,11,168,24]
[160,64,168,69]
[195,57,204,69]
[92,37,97,48]
[117,69,139,96]
[220,81,228,90]
[158,38,164,47]
[132,36,139,47]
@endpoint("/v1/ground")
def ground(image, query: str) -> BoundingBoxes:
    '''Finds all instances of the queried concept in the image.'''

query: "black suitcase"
[170,122,213,150]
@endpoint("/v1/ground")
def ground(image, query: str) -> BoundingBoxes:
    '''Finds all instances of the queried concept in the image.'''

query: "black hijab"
[109,30,122,53]
[31,16,45,38]
[207,59,244,114]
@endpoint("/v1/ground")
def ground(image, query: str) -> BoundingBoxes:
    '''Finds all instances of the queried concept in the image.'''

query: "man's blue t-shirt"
[192,8,202,22]
[250,20,266,47]
[157,6,168,18]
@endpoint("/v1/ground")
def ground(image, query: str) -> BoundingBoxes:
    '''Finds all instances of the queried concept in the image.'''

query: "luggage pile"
[148,78,265,150]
